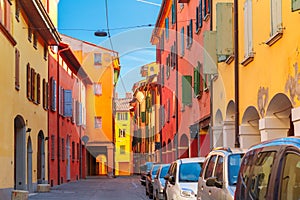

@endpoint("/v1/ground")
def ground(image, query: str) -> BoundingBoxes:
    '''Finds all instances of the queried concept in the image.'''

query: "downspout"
[234,0,240,148]
[209,0,214,150]
[175,0,179,160]
[57,45,70,184]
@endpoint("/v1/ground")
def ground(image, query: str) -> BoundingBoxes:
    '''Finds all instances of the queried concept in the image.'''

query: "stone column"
[222,120,235,148]
[259,117,290,141]
[239,124,261,149]
[212,125,223,148]
[292,107,300,136]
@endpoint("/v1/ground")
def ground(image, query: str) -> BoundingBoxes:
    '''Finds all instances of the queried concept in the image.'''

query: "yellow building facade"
[61,35,120,176]
[0,0,60,197]
[210,0,300,149]
[114,94,132,176]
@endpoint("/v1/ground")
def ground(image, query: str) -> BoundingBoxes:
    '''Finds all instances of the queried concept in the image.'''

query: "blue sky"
[58,0,162,97]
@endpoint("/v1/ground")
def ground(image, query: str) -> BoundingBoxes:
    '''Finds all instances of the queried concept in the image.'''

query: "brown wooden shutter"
[31,68,35,101]
[37,73,40,104]
[15,49,20,90]
[27,64,31,100]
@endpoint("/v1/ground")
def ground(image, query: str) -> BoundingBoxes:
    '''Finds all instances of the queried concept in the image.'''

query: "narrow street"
[29,176,148,200]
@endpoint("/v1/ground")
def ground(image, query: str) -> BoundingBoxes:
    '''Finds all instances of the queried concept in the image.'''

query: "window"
[0,0,11,31]
[94,116,102,128]
[50,77,56,111]
[182,75,192,105]
[15,0,20,21]
[204,0,211,18]
[42,79,49,110]
[44,45,48,60]
[292,0,300,12]
[215,156,224,182]
[27,64,31,99]
[179,162,202,182]
[171,0,176,24]
[141,112,146,123]
[72,142,75,161]
[165,18,169,40]
[280,153,300,200]
[94,83,102,95]
[15,49,20,90]
[120,145,125,154]
[119,129,126,138]
[63,90,72,117]
[37,74,41,104]
[180,27,185,56]
[228,154,243,185]
[76,101,83,125]
[61,138,65,161]
[94,53,102,66]
[59,87,64,115]
[160,31,164,52]
[30,68,35,101]
[166,55,170,79]
[187,19,193,48]
[161,65,164,87]
[196,1,203,32]
[51,135,55,160]
[204,155,217,179]
[77,143,80,161]
[171,42,176,69]
[33,32,37,49]
[166,99,170,123]
[194,63,201,97]
[249,151,276,199]
[270,0,282,36]
[243,0,253,59]
[117,113,128,120]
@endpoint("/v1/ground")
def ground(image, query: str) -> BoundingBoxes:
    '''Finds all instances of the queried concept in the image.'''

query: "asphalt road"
[29,176,149,200]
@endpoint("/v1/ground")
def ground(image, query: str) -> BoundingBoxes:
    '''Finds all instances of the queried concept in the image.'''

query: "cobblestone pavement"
[29,176,149,200]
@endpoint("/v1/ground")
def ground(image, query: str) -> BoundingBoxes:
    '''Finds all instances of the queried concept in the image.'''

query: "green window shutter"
[292,0,300,11]
[216,3,233,61]
[141,112,146,123]
[161,65,165,86]
[182,75,192,105]
[165,18,169,39]
[194,67,200,96]
[204,31,218,74]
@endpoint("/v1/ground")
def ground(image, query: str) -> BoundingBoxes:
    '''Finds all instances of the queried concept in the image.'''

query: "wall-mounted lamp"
[26,128,31,133]
[45,137,49,141]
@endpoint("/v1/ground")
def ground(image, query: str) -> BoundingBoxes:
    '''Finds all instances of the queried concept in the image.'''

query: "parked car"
[140,162,155,186]
[197,147,245,200]
[235,137,300,200]
[146,163,161,199]
[165,157,205,200]
[153,164,170,200]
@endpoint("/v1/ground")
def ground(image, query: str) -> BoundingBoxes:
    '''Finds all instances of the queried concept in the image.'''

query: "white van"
[164,157,205,200]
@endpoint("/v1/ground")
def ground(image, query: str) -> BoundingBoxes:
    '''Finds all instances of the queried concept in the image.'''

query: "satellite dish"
[81,135,89,145]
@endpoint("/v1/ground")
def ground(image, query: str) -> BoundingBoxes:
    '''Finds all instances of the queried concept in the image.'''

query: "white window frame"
[270,0,282,36]
[94,116,102,128]
[244,0,253,59]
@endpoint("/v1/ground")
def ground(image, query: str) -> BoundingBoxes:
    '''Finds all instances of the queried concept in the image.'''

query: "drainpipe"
[57,45,70,184]
[234,0,240,148]
[175,0,179,160]
[209,0,214,150]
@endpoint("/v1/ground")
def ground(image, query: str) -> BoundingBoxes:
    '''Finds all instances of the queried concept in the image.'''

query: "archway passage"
[37,131,45,184]
[27,137,33,192]
[240,106,261,148]
[14,115,26,190]
[261,93,293,141]
[179,134,189,159]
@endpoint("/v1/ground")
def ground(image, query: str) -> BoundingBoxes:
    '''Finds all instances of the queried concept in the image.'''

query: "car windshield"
[146,162,154,171]
[160,165,170,178]
[179,162,202,182]
[152,165,160,176]
[228,154,244,186]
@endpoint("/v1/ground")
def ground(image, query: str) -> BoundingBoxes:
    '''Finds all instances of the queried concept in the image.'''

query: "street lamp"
[94,31,108,37]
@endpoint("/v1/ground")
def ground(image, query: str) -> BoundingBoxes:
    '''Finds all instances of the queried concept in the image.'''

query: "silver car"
[153,164,170,200]
[197,148,245,200]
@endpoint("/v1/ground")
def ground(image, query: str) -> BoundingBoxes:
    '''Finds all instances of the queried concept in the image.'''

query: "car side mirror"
[164,174,170,181]
[168,176,175,185]
[206,177,223,188]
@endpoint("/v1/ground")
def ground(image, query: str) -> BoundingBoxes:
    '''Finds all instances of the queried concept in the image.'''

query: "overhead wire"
[104,0,128,95]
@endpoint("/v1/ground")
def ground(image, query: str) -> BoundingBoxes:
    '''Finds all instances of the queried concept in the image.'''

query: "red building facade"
[151,0,212,163]
[48,43,91,186]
